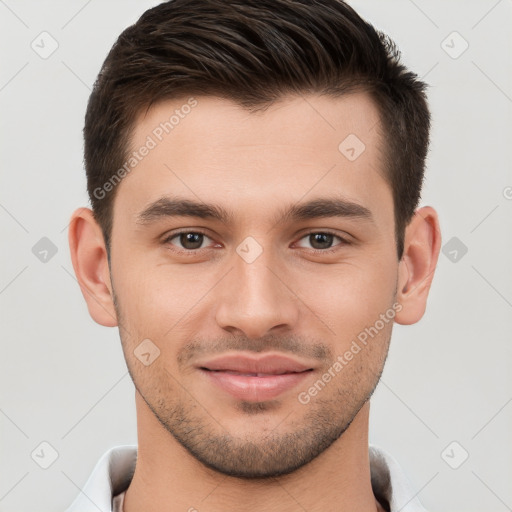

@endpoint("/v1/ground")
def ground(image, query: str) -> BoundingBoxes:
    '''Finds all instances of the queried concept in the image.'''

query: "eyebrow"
[135,195,374,226]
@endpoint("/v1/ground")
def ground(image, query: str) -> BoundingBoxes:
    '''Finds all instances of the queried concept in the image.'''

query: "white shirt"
[64,444,427,512]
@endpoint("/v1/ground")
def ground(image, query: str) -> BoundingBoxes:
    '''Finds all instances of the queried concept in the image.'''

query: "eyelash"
[162,229,350,255]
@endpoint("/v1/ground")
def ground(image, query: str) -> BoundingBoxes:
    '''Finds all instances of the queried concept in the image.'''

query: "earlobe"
[68,207,118,327]
[395,206,441,326]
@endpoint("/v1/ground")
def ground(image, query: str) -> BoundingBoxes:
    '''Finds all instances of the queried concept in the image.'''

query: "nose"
[214,245,300,340]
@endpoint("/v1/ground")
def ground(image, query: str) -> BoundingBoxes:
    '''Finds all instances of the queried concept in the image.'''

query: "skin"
[69,92,441,512]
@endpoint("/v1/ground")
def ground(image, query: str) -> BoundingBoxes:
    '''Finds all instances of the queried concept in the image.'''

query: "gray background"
[1,0,511,511]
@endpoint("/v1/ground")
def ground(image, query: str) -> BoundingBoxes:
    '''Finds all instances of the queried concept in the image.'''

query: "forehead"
[114,92,391,228]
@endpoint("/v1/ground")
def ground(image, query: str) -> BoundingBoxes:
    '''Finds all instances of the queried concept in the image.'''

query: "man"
[65,0,441,510]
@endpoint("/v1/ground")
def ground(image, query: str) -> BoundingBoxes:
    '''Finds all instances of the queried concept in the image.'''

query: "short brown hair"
[84,0,430,259]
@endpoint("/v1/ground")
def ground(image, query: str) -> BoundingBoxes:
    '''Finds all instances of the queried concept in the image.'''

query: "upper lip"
[197,353,314,374]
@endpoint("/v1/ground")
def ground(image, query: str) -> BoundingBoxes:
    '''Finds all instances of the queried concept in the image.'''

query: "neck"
[124,393,383,512]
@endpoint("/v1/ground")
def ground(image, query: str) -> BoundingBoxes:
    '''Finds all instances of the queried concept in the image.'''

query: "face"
[109,93,399,478]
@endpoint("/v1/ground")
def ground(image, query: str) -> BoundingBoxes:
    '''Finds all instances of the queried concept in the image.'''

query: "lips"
[197,353,314,402]
[215,370,291,377]
[198,353,313,374]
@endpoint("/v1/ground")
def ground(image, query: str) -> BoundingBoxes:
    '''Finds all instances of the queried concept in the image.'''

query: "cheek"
[113,259,218,349]
[300,258,397,338]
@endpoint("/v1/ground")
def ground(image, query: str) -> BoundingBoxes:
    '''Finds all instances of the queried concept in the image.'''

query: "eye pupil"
[310,233,334,250]
[180,232,203,250]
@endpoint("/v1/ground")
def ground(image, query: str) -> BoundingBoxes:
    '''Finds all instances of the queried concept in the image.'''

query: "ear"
[395,206,441,325]
[68,207,118,327]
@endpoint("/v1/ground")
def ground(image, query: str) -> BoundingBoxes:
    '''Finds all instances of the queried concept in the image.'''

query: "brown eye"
[295,232,347,252]
[309,233,335,250]
[164,231,212,251]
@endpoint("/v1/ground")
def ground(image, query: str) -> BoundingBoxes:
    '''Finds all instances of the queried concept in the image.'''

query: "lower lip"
[201,369,312,402]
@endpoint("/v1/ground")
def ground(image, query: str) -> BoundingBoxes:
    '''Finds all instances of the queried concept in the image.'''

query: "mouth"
[199,368,314,402]
[197,352,314,374]
[196,353,315,402]
[205,370,309,376]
